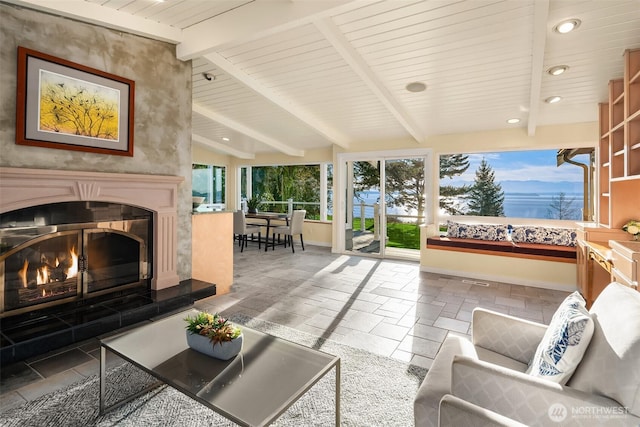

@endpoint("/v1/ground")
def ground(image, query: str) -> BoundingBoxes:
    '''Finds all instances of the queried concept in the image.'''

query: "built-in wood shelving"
[598,48,640,228]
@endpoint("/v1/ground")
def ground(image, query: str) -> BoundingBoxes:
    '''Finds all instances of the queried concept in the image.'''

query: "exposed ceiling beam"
[314,18,425,144]
[4,0,182,43]
[192,103,305,157]
[176,0,349,60]
[192,134,255,159]
[527,0,550,137]
[202,52,351,148]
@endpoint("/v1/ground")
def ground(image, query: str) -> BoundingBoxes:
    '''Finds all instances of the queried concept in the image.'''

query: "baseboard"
[305,240,331,248]
[419,265,578,292]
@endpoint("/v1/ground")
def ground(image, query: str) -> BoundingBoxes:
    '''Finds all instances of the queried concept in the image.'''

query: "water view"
[503,193,583,220]
[350,190,584,221]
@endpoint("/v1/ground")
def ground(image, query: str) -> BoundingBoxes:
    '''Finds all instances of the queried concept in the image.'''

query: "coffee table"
[99,309,340,426]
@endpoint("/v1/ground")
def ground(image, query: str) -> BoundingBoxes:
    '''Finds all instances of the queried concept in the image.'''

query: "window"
[239,163,332,221]
[192,164,225,207]
[439,148,594,221]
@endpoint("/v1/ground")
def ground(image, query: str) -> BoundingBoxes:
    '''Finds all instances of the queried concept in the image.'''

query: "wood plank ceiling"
[10,0,640,158]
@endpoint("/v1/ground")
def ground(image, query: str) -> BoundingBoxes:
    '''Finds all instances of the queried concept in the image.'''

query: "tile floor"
[0,244,570,413]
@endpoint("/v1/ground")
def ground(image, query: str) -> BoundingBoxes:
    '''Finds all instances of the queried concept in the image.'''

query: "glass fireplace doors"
[1,204,151,318]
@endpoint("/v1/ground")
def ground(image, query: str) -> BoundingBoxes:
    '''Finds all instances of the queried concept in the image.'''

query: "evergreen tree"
[440,154,470,177]
[467,158,505,216]
[385,159,425,223]
[353,161,380,192]
[439,154,471,214]
[351,159,427,223]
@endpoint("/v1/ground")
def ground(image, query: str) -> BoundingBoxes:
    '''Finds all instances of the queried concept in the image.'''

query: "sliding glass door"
[345,160,382,256]
[341,153,427,259]
[383,158,426,258]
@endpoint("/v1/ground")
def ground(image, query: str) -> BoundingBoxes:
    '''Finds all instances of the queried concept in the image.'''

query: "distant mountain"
[446,180,583,194]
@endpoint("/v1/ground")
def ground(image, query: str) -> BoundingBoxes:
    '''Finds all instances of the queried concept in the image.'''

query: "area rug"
[0,315,427,426]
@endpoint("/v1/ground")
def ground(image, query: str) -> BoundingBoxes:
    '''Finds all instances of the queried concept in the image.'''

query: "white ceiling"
[11,0,640,158]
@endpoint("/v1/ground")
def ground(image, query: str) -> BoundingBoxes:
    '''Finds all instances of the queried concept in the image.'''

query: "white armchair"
[414,282,640,426]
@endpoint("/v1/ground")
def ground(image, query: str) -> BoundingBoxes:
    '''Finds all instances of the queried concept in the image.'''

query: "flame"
[67,247,78,278]
[16,246,79,291]
[37,266,48,285]
[18,260,29,288]
[42,288,46,297]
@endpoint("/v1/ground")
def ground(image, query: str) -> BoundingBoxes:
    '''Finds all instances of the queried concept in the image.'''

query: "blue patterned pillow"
[446,221,508,241]
[511,226,577,246]
[526,292,594,384]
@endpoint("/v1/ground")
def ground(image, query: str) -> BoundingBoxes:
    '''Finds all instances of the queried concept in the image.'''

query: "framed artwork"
[16,46,135,156]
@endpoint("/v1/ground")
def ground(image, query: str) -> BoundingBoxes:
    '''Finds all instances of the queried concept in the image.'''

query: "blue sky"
[450,150,589,183]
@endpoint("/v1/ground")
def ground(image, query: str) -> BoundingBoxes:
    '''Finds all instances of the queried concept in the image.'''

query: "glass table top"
[101,309,339,426]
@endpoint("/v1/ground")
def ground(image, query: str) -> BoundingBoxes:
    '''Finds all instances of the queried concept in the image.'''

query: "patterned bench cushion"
[446,221,576,247]
[446,221,509,241]
[511,226,577,247]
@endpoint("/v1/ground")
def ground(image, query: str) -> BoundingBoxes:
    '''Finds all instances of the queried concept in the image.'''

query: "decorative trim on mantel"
[0,167,185,290]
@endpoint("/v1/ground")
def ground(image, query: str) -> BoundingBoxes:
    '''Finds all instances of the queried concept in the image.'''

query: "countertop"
[192,209,233,215]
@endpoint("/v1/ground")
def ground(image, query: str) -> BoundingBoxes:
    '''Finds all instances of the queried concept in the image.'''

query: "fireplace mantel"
[0,167,184,290]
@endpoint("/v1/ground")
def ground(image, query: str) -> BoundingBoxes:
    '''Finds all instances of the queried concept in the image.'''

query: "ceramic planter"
[186,331,243,360]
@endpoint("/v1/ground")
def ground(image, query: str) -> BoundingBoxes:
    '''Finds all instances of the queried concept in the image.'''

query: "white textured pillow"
[526,291,594,384]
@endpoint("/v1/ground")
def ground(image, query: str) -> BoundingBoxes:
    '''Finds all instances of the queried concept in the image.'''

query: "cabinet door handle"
[589,252,612,273]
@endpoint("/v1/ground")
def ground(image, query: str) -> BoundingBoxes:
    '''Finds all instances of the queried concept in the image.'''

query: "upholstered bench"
[426,236,576,262]
[427,221,577,263]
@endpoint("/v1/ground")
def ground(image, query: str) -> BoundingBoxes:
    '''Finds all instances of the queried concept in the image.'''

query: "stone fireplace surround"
[0,167,183,291]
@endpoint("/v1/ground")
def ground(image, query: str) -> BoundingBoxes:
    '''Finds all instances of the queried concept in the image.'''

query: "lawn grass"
[352,218,421,250]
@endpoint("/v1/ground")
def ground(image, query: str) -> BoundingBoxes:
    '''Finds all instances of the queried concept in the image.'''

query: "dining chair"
[233,210,261,252]
[272,210,306,253]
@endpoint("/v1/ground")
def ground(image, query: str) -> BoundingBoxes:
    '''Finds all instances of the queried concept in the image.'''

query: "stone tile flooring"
[0,244,570,412]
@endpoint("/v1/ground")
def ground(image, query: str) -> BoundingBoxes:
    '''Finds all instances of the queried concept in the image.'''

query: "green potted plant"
[184,311,243,360]
[246,196,262,214]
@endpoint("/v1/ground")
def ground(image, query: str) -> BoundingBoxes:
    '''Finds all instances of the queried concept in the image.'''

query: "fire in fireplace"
[19,245,79,288]
[1,202,152,317]
[11,232,80,308]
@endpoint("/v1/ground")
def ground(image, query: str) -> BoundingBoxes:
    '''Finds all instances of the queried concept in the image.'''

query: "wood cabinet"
[192,212,233,294]
[577,49,640,304]
[576,239,589,298]
[598,48,640,229]
[575,227,626,306]
[610,240,640,290]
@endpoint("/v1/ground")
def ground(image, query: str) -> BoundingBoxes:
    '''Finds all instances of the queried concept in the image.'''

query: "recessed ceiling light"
[554,19,581,34]
[547,65,569,76]
[506,118,520,124]
[405,82,427,92]
[545,96,562,104]
[222,137,230,142]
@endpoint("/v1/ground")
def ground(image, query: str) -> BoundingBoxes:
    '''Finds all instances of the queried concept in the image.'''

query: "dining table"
[245,212,289,251]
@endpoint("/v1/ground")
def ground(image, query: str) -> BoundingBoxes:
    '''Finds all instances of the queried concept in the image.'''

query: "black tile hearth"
[0,279,216,365]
